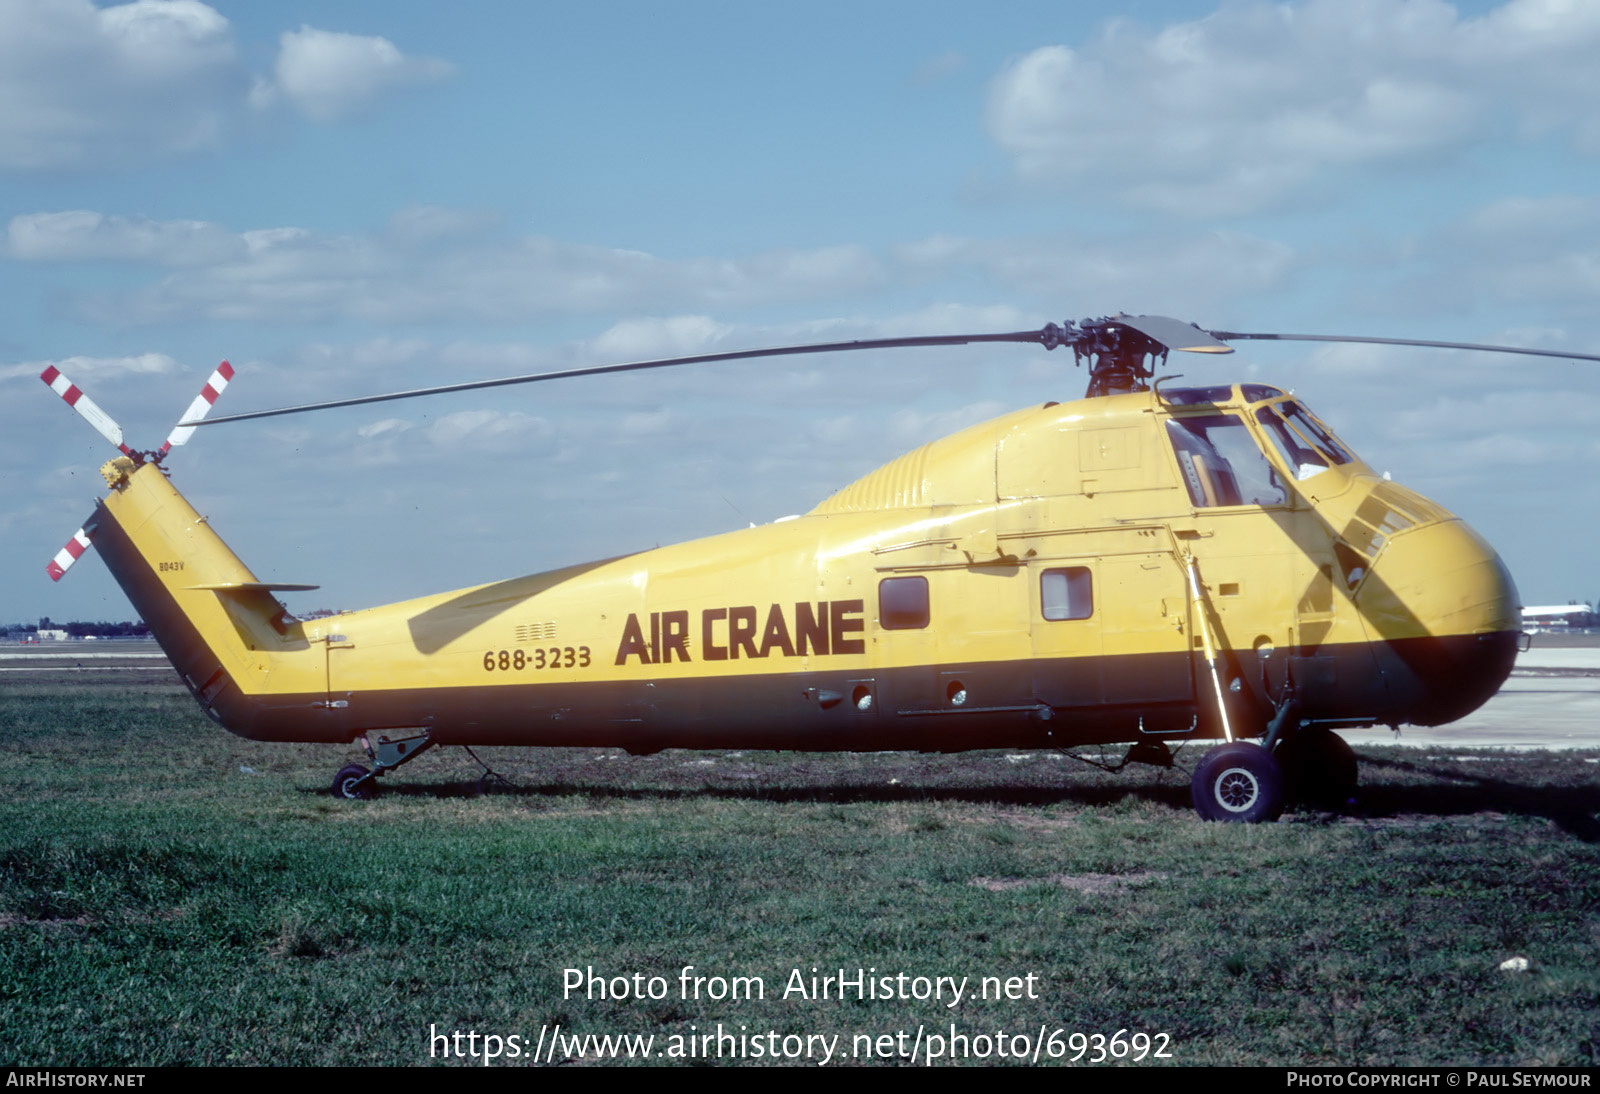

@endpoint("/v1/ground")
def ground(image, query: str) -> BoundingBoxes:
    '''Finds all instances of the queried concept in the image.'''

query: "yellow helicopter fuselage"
[84,383,1520,753]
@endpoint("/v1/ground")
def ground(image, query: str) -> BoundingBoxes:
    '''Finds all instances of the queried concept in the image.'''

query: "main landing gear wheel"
[332,763,377,800]
[1192,742,1284,823]
[1293,729,1358,809]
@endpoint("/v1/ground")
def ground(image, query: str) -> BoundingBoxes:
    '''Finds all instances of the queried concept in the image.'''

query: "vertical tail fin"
[87,459,340,742]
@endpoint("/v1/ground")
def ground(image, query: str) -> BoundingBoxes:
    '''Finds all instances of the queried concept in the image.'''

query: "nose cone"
[1354,519,1521,726]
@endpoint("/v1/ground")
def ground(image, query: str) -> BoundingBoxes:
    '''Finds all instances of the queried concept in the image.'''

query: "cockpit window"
[1253,400,1353,478]
[1160,385,1235,406]
[1255,406,1330,481]
[1166,414,1287,507]
[1281,401,1353,464]
[1240,384,1287,403]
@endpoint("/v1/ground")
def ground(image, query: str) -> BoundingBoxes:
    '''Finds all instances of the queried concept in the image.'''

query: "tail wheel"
[1192,742,1284,823]
[332,763,377,800]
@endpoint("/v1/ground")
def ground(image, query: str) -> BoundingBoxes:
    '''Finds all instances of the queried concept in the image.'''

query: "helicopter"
[41,313,1593,821]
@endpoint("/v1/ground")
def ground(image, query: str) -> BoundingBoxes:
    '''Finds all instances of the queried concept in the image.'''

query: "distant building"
[1523,604,1600,631]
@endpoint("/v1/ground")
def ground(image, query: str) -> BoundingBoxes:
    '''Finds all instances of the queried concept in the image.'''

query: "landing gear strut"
[329,729,435,800]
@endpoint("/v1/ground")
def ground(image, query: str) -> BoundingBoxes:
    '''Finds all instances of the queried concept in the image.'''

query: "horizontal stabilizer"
[185,582,321,592]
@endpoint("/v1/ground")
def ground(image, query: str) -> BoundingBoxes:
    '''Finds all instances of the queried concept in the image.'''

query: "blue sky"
[5,0,1600,622]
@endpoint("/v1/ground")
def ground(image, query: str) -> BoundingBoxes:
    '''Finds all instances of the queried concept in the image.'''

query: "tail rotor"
[40,365,136,459]
[40,360,236,581]
[159,361,235,458]
[45,529,93,582]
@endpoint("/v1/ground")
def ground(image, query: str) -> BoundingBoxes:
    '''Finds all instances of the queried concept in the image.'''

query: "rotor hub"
[1064,318,1171,398]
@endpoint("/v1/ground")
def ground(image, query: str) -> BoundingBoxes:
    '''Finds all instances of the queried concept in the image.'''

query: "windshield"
[1253,400,1353,480]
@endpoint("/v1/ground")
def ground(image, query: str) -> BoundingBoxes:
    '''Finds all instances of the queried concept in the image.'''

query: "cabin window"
[1166,414,1287,507]
[1334,541,1370,592]
[1041,567,1093,621]
[878,576,929,630]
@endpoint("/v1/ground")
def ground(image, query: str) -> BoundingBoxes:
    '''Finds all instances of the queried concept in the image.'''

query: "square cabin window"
[879,576,929,630]
[1041,567,1093,621]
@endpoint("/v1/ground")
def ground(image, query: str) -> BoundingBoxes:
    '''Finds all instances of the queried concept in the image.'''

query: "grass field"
[1,676,1598,1067]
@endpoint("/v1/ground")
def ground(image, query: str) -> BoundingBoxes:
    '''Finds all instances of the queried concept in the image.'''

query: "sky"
[5,0,1600,624]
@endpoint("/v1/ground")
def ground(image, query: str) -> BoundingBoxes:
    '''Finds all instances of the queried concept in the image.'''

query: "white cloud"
[0,0,239,171]
[1387,389,1600,441]
[424,409,550,455]
[267,25,453,123]
[7,210,243,264]
[356,417,410,439]
[386,204,500,247]
[886,401,1008,446]
[19,204,1294,328]
[986,0,1600,216]
[588,316,733,361]
[0,351,176,383]
[873,302,1031,336]
[0,3,453,172]
[298,337,438,372]
[50,213,888,325]
[1384,195,1600,315]
[1460,195,1600,239]
[615,408,690,439]
[890,229,1296,316]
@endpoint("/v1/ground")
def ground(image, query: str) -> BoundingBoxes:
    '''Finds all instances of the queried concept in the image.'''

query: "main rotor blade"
[182,328,1061,427]
[1207,331,1600,363]
[1114,315,1232,354]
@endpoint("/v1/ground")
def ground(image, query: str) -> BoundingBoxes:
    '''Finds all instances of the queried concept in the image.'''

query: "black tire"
[1192,742,1284,823]
[332,763,376,800]
[1293,730,1358,809]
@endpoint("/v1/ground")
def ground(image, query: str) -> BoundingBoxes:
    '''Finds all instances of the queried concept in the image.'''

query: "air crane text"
[615,600,866,666]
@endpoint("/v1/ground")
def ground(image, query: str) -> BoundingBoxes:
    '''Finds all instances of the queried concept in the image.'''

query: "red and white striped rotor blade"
[40,366,133,457]
[46,528,92,582]
[159,360,235,456]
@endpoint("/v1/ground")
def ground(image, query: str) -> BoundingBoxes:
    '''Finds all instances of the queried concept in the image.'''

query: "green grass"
[1,678,1598,1066]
